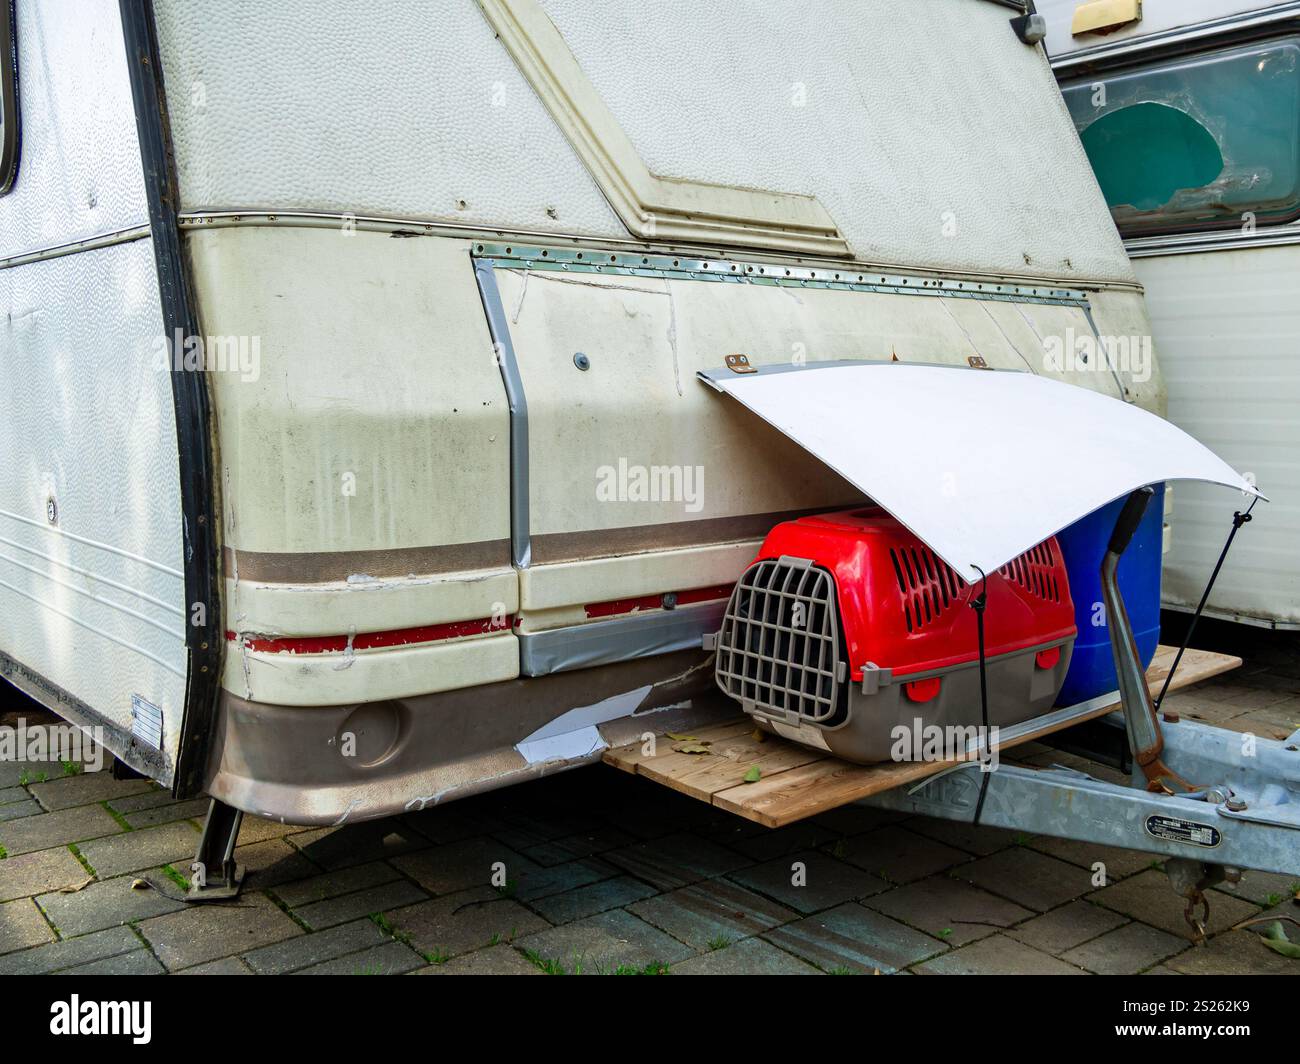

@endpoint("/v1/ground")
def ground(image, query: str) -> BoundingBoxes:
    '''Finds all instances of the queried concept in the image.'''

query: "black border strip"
[119,0,222,798]
[0,0,20,195]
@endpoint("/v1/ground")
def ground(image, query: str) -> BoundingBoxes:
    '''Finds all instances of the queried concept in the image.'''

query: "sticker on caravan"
[1144,815,1221,849]
[130,694,164,750]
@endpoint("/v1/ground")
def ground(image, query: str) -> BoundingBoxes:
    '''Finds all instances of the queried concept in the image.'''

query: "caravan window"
[0,0,16,195]
[1061,37,1300,238]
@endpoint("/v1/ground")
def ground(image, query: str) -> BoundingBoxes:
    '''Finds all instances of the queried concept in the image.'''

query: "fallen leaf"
[1259,921,1300,959]
[130,878,151,891]
[750,728,767,743]
[672,742,712,755]
[58,877,94,894]
[743,765,762,783]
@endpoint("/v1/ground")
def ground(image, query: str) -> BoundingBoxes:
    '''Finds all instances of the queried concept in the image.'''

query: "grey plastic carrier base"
[747,640,1073,764]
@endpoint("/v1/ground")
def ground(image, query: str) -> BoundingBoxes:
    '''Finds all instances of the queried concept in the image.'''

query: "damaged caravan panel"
[2,0,1271,887]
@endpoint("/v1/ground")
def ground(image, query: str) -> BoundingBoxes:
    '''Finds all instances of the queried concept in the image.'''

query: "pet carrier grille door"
[711,508,1079,764]
[714,556,847,726]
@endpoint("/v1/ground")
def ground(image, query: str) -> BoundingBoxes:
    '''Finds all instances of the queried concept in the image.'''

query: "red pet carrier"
[713,508,1077,763]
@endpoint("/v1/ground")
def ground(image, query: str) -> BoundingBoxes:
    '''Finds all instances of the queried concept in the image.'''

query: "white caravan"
[1039,0,1300,628]
[1,0,1212,852]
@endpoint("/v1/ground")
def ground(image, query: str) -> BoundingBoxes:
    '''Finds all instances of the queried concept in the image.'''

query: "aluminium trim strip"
[519,600,726,677]
[1126,224,1300,257]
[471,243,1092,307]
[473,259,532,569]
[0,223,152,270]
[175,210,1143,293]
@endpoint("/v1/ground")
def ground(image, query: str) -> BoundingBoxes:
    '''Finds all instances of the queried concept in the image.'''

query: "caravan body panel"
[0,1,188,781]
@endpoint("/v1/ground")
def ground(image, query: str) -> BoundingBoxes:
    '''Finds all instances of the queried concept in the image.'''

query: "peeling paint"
[516,683,653,746]
[331,628,356,670]
[332,797,362,825]
[665,278,682,397]
[516,723,606,765]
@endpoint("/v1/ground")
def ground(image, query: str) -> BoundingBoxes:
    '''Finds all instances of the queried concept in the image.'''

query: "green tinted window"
[1062,38,1300,237]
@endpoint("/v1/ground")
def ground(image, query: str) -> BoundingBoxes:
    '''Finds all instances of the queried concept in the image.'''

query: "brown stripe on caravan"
[530,507,863,564]
[223,540,511,583]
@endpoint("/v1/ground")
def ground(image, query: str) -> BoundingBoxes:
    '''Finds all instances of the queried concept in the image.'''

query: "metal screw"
[45,497,57,524]
[573,352,590,371]
[661,592,677,610]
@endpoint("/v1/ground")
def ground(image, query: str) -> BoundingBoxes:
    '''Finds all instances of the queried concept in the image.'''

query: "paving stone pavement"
[1,626,1298,975]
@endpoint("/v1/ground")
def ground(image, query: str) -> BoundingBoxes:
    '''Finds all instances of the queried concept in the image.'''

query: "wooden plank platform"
[603,646,1241,829]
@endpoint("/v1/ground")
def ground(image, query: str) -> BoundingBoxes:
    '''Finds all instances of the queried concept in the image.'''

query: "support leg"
[187,797,244,901]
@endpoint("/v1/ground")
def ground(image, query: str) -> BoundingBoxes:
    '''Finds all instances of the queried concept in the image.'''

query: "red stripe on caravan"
[584,584,735,619]
[226,615,514,654]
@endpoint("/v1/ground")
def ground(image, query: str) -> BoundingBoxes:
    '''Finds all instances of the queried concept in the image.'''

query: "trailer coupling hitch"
[1166,858,1241,946]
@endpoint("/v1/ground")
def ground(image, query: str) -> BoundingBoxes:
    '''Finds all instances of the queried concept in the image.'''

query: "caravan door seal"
[119,0,223,799]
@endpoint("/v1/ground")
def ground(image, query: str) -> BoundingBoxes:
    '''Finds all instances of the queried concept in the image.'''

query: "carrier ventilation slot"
[889,546,964,633]
[715,557,846,727]
[998,541,1062,602]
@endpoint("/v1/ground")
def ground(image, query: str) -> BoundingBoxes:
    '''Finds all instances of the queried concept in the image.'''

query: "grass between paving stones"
[519,947,670,975]
[68,843,96,877]
[264,890,312,933]
[160,864,190,891]
[101,800,133,832]
[367,912,522,965]
[369,910,438,961]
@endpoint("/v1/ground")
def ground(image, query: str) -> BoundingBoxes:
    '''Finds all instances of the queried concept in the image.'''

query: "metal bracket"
[187,798,245,902]
[473,258,532,569]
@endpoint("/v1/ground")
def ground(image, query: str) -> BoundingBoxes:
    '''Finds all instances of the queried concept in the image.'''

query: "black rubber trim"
[119,0,222,798]
[0,0,21,195]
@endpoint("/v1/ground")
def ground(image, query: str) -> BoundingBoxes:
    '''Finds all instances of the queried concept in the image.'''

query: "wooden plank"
[715,759,894,829]
[603,719,755,774]
[1144,645,1239,689]
[604,645,1242,829]
[638,729,827,800]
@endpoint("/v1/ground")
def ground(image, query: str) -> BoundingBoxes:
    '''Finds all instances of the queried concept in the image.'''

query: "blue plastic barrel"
[1053,483,1165,707]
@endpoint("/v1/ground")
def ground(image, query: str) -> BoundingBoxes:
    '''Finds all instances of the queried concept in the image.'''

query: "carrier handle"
[1106,486,1154,557]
